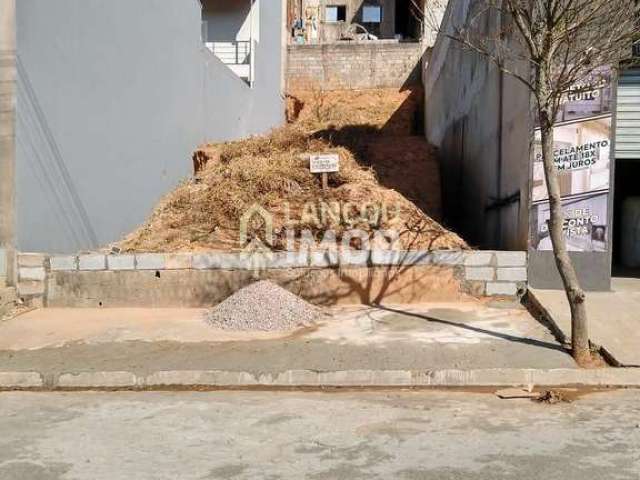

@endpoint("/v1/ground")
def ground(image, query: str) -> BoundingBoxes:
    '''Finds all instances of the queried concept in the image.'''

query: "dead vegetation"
[288,88,421,133]
[0,288,30,323]
[117,88,467,253]
[534,390,572,404]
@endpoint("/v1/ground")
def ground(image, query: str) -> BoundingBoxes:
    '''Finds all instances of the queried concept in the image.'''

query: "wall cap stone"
[78,254,107,271]
[310,250,339,268]
[41,249,524,271]
[50,256,77,271]
[165,254,193,270]
[135,253,166,271]
[496,251,527,267]
[192,252,242,270]
[17,253,46,268]
[486,282,519,297]
[19,267,46,282]
[464,252,494,266]
[107,255,136,271]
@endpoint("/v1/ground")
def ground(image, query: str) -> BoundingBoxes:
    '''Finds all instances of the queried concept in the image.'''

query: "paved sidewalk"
[0,301,575,381]
[530,277,640,367]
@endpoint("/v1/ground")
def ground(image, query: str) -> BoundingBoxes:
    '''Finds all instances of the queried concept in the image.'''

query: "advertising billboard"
[531,69,612,253]
[531,191,608,252]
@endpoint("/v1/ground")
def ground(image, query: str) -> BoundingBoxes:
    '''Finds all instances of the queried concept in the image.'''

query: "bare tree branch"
[430,0,638,365]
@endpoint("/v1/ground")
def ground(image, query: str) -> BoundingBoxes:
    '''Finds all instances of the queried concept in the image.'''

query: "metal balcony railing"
[205,40,253,84]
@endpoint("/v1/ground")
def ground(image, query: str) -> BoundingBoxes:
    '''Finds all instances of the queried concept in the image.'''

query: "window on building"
[362,5,382,23]
[325,5,347,22]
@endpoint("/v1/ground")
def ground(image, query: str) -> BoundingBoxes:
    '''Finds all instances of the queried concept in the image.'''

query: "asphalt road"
[0,390,639,479]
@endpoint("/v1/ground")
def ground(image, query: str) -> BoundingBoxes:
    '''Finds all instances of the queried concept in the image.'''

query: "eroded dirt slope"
[117,87,465,252]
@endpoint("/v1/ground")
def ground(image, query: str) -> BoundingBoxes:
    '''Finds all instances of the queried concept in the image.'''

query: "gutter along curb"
[1,368,639,391]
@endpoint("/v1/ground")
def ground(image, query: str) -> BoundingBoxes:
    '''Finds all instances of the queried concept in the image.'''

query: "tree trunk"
[538,119,591,366]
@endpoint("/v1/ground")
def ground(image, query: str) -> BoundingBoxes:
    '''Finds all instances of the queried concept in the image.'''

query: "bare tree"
[431,0,637,365]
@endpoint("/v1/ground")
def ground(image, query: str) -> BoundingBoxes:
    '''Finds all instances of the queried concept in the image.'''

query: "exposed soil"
[576,349,610,369]
[534,390,573,404]
[0,288,30,325]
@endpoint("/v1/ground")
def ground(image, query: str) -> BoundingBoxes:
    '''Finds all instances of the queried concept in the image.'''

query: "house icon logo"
[239,203,274,251]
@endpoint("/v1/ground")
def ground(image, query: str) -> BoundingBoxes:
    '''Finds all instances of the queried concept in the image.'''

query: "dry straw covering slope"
[118,89,467,253]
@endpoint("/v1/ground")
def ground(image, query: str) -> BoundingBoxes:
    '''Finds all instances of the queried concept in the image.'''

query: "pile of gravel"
[205,281,321,332]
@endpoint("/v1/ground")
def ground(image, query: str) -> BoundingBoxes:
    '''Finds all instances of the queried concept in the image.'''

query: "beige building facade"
[288,0,425,43]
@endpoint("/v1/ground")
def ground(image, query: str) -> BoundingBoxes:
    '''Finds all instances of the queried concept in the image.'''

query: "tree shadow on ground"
[372,304,569,353]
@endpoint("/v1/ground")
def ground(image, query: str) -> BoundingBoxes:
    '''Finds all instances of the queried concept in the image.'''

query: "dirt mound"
[206,281,320,332]
[363,136,443,219]
[116,88,467,253]
[287,88,423,135]
[287,88,442,220]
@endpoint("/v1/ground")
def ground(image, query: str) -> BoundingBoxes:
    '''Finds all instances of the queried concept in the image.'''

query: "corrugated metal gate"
[615,68,640,160]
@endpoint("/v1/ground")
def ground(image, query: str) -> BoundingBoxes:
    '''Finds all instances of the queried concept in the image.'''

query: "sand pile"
[206,281,321,332]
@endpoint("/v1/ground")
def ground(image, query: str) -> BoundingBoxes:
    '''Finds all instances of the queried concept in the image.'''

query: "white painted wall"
[202,0,259,43]
[15,0,284,253]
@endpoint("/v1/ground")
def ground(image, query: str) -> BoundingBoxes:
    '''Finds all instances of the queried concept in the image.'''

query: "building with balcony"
[1,0,286,256]
[202,0,261,84]
[288,0,426,44]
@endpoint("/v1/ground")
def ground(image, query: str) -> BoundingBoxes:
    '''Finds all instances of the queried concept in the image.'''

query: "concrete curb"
[1,368,639,391]
[0,372,43,389]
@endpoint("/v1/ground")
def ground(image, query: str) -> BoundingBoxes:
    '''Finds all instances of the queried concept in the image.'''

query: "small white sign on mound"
[309,153,340,173]
[206,280,321,332]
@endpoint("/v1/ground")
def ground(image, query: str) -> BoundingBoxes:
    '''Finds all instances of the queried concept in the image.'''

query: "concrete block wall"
[463,251,528,297]
[286,41,426,91]
[16,250,528,307]
[16,253,46,307]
